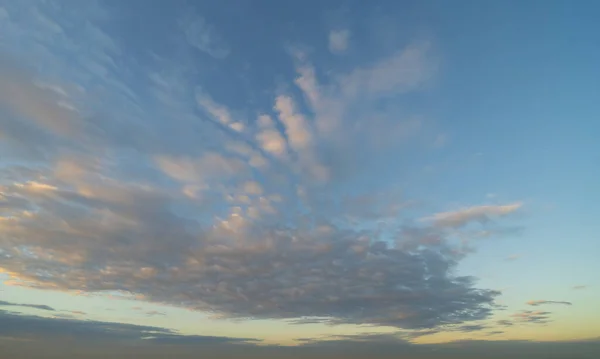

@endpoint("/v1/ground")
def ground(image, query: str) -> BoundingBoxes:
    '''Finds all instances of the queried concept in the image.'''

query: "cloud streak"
[179,11,230,59]
[0,300,55,312]
[511,310,552,324]
[526,300,572,307]
[423,203,522,228]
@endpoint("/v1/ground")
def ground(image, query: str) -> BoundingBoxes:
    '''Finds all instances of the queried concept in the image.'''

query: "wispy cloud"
[328,29,350,53]
[0,300,55,312]
[511,310,552,324]
[423,203,523,228]
[179,11,230,59]
[145,310,166,317]
[454,324,487,333]
[526,300,572,307]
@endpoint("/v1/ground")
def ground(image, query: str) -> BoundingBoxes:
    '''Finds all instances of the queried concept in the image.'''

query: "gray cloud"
[1,306,599,359]
[0,300,55,312]
[526,300,572,307]
[0,310,171,340]
[0,169,518,331]
[511,310,552,324]
[179,12,230,59]
[0,310,257,345]
[0,183,502,329]
[572,285,587,290]
[497,320,514,327]
[454,324,487,332]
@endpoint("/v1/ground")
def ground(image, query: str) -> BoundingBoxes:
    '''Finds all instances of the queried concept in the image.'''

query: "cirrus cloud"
[423,203,523,228]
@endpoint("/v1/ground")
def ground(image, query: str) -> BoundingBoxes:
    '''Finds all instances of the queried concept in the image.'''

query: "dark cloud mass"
[0,309,257,345]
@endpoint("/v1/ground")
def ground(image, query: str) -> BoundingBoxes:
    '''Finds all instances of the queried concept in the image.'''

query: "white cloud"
[196,92,233,126]
[274,95,313,153]
[256,115,289,158]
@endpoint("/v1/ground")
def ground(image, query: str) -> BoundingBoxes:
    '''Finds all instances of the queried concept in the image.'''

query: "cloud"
[0,0,525,338]
[0,187,504,329]
[289,41,436,184]
[423,203,523,228]
[0,300,55,312]
[403,329,442,339]
[0,310,256,345]
[526,300,572,307]
[0,58,78,138]
[2,310,599,359]
[255,114,289,158]
[454,324,487,332]
[329,29,350,53]
[196,91,245,132]
[0,310,173,340]
[505,254,521,261]
[0,171,511,330]
[511,310,552,324]
[496,320,514,327]
[145,310,166,317]
[572,285,587,290]
[274,95,313,153]
[179,12,230,58]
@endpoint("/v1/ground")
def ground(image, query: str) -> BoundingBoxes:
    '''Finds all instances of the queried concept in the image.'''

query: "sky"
[0,0,599,358]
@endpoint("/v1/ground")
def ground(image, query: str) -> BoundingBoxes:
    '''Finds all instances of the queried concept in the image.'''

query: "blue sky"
[1,0,599,357]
